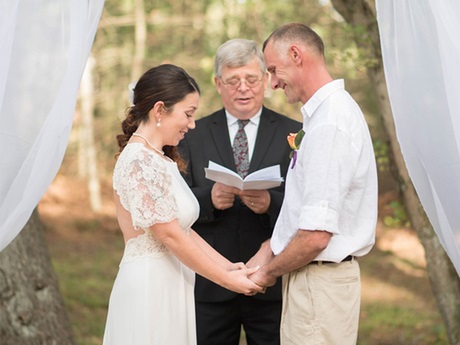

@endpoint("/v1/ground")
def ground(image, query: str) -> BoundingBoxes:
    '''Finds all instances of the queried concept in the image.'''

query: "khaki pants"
[280,259,360,345]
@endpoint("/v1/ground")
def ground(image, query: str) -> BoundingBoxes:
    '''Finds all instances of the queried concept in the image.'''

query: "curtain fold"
[0,0,104,251]
[376,0,460,275]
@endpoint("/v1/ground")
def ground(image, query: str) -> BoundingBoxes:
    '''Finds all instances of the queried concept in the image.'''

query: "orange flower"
[287,129,305,151]
[287,132,298,150]
[287,129,305,167]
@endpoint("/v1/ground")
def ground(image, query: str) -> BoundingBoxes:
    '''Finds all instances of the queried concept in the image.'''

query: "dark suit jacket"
[179,106,302,303]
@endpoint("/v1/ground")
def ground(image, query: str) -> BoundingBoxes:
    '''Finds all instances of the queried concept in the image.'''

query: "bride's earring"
[157,106,166,127]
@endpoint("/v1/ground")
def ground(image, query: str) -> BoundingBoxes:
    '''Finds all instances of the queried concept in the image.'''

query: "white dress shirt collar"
[225,108,262,127]
[301,79,345,125]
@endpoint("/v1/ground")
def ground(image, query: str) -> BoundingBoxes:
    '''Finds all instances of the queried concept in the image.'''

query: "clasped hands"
[230,241,277,296]
[211,182,270,214]
[229,261,275,296]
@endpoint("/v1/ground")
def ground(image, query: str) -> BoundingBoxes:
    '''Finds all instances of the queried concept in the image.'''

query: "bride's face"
[161,92,199,146]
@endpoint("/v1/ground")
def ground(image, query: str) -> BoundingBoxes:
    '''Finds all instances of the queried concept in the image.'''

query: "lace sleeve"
[113,146,178,230]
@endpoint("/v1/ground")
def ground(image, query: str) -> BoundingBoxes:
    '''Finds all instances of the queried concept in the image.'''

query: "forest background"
[2,0,457,344]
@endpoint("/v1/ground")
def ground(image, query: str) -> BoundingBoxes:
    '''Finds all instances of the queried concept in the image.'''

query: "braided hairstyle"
[116,64,200,172]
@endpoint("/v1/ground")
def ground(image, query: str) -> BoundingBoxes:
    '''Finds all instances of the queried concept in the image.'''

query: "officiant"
[179,38,301,345]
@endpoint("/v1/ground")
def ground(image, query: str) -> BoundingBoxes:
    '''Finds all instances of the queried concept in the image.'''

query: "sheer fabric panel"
[0,0,104,251]
[376,0,460,275]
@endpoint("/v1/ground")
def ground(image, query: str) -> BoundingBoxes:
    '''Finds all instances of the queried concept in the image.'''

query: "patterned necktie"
[233,119,250,178]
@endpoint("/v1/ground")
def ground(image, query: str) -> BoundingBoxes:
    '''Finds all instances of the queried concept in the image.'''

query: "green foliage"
[77,0,381,178]
[324,17,378,83]
[383,200,411,228]
[373,139,390,172]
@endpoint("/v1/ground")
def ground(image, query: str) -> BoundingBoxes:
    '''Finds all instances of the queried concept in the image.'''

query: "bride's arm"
[189,229,245,271]
[151,220,260,294]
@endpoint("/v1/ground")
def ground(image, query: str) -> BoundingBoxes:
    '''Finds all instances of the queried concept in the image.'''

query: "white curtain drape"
[376,1,460,276]
[0,0,104,252]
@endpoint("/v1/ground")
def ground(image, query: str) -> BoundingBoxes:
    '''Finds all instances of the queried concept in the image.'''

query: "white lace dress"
[103,143,199,345]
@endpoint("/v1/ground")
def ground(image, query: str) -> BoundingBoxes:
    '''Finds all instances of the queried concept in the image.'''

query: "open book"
[204,161,283,190]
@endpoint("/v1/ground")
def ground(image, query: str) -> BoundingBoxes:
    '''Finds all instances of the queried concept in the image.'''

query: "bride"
[102,64,263,345]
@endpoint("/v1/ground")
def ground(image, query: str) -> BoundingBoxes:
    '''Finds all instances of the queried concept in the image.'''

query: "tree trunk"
[79,55,102,212]
[330,1,460,344]
[0,209,74,345]
[131,0,146,82]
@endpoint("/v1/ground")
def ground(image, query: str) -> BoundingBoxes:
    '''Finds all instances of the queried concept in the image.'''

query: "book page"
[204,161,283,190]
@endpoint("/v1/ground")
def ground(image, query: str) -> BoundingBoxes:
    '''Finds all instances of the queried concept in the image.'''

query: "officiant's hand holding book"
[204,161,284,190]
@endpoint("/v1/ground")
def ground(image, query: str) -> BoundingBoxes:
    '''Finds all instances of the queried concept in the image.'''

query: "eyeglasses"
[220,76,263,90]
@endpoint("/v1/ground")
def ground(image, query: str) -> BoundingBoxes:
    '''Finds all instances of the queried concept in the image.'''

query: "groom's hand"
[246,240,273,269]
[249,267,276,288]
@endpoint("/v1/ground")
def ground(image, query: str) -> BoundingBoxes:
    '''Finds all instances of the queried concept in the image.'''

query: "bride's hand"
[229,261,246,270]
[223,266,264,295]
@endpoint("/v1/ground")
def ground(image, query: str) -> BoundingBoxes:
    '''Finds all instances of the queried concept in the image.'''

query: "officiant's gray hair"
[214,38,267,78]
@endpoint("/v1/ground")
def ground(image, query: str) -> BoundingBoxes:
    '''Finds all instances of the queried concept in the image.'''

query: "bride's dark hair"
[116,64,200,172]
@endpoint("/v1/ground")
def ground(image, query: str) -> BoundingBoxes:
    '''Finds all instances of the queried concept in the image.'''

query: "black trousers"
[195,295,282,345]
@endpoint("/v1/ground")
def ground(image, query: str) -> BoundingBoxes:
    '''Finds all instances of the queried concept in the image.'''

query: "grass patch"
[359,303,447,345]
[48,229,123,345]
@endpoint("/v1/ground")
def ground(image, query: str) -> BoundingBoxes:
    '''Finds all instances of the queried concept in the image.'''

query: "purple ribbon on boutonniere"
[287,129,305,169]
[291,150,298,169]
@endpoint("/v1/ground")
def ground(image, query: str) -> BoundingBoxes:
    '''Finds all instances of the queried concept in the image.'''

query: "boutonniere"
[287,129,305,169]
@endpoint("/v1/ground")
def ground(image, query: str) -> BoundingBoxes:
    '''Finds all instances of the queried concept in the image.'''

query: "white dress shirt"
[270,79,378,262]
[226,109,262,162]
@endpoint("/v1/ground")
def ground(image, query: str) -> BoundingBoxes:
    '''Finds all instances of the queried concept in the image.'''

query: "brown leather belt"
[309,255,356,265]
